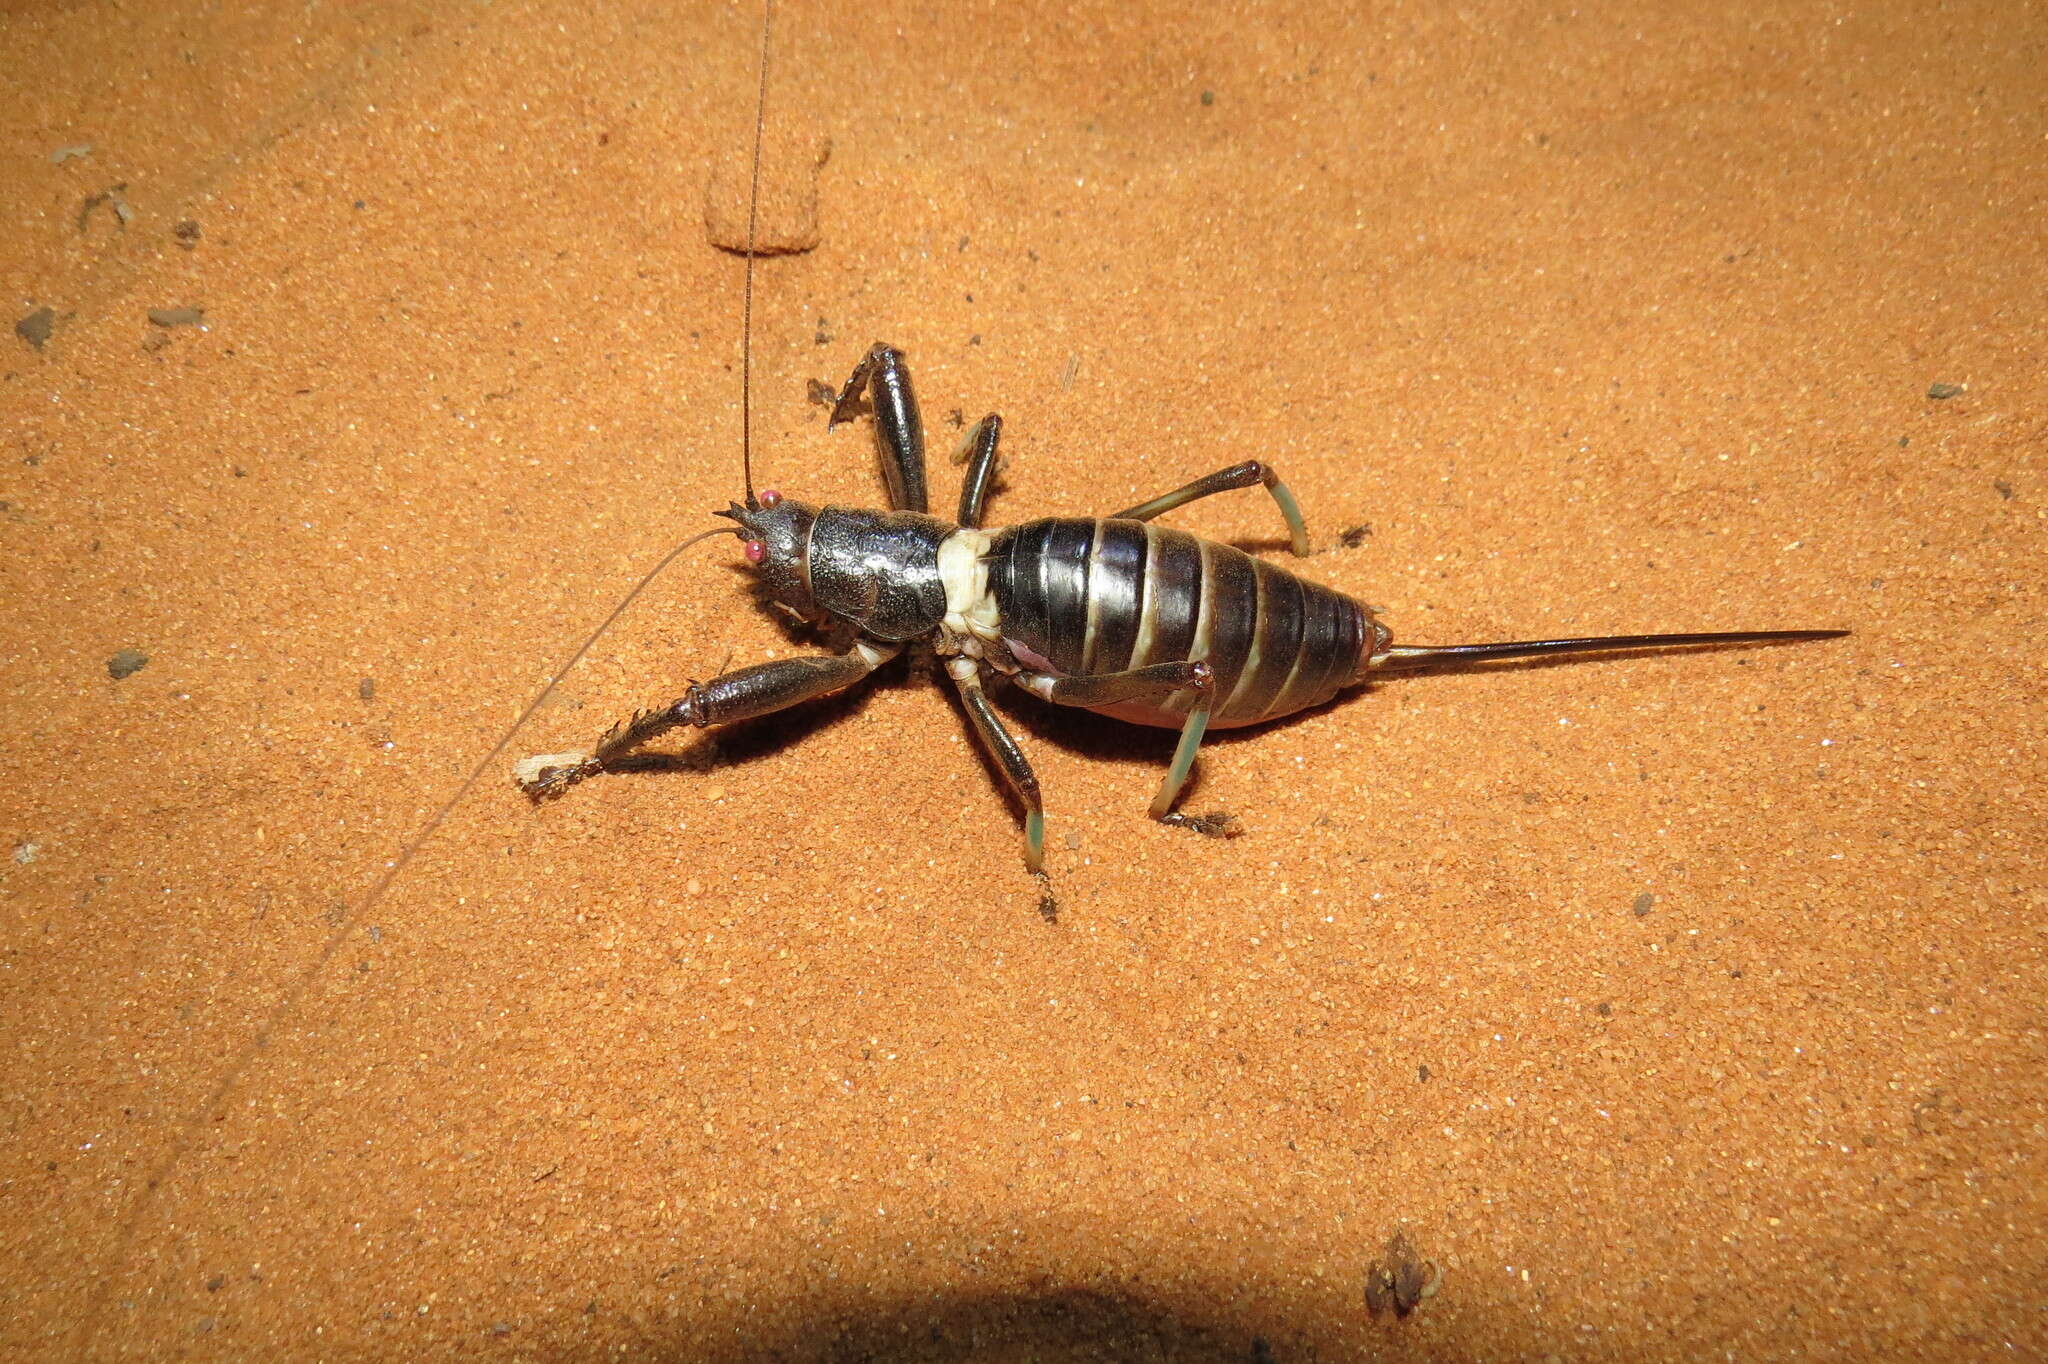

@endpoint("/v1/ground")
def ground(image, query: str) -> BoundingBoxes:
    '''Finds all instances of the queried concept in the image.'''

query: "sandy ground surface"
[2,0,2042,1358]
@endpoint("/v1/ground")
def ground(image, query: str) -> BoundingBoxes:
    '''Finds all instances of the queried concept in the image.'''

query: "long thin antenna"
[1367,628,1848,671]
[76,14,784,1349]
[740,0,773,508]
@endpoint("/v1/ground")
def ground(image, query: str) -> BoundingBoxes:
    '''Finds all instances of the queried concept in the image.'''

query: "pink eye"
[760,489,782,507]
[743,539,767,564]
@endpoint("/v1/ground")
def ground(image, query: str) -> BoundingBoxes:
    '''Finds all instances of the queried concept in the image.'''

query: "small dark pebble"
[1417,1064,1430,1082]
[15,307,55,350]
[1992,480,2013,500]
[805,378,836,407]
[205,1275,225,1292]
[1201,90,1216,106]
[1926,382,1964,400]
[1632,891,1655,917]
[173,219,202,248]
[1339,524,1373,548]
[1596,1001,1613,1017]
[489,1322,513,1337]
[358,676,375,701]
[108,649,149,680]
[148,306,204,328]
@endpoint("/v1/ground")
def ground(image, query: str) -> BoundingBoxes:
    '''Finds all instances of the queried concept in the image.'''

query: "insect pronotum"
[513,0,1847,894]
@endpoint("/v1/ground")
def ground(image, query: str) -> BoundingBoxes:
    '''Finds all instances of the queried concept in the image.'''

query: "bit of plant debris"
[78,184,134,233]
[49,144,92,164]
[805,378,837,408]
[1364,1232,1441,1319]
[1160,810,1243,839]
[148,307,204,329]
[107,649,149,681]
[1632,891,1655,917]
[1926,382,1965,400]
[1339,524,1373,548]
[15,307,56,350]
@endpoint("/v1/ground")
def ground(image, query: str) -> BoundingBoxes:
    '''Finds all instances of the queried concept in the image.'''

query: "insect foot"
[513,751,595,800]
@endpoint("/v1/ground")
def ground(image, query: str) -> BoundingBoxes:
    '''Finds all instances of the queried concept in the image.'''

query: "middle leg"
[947,657,1047,874]
[951,413,1004,528]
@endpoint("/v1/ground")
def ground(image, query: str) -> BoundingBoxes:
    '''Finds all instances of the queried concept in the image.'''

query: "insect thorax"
[806,507,955,642]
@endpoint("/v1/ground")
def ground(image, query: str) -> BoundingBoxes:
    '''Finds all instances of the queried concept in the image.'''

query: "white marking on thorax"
[851,639,900,670]
[937,528,1002,656]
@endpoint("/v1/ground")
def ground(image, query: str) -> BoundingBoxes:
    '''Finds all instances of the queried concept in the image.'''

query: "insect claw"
[514,750,594,800]
[1034,871,1059,924]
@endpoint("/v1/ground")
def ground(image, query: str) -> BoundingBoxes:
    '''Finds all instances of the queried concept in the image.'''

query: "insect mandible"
[513,2,1847,890]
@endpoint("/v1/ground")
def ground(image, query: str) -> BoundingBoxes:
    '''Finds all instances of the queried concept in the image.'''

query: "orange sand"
[2,1,2041,1358]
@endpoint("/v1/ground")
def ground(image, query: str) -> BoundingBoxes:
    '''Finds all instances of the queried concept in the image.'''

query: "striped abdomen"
[985,518,1383,729]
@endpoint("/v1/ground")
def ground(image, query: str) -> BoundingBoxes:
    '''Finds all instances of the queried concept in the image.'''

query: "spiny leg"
[946,657,1048,877]
[1111,459,1311,558]
[517,642,901,798]
[1017,659,1211,708]
[1016,660,1237,838]
[828,342,928,513]
[952,413,1003,528]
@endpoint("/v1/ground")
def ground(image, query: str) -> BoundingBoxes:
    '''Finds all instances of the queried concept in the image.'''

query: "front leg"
[828,342,929,513]
[516,641,900,798]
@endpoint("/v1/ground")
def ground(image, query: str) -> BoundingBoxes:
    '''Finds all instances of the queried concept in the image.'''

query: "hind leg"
[1015,661,1238,837]
[1110,460,1311,557]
